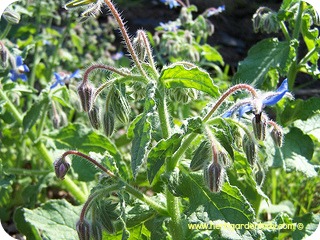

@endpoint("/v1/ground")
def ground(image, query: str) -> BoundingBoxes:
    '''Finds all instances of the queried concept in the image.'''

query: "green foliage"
[0,0,319,239]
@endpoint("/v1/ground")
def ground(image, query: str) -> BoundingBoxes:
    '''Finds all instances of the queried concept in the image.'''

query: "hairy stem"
[104,0,148,79]
[62,150,168,215]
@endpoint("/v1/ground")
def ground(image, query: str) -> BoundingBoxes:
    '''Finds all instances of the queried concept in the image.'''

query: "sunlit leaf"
[160,64,219,97]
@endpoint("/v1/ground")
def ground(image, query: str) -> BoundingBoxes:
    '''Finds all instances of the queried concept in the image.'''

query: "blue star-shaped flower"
[9,56,29,81]
[223,79,290,118]
[160,0,180,9]
[50,70,81,89]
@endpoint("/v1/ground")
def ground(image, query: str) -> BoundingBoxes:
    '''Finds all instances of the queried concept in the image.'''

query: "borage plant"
[5,0,318,239]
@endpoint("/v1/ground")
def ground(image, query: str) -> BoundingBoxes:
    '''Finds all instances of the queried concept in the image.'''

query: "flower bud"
[3,8,21,25]
[271,126,283,147]
[203,162,224,193]
[252,113,267,141]
[88,105,101,130]
[103,111,115,137]
[218,151,231,168]
[0,43,8,68]
[190,141,210,171]
[110,86,130,123]
[91,221,102,240]
[242,135,256,165]
[76,219,91,240]
[77,82,94,112]
[53,157,70,180]
[133,31,147,62]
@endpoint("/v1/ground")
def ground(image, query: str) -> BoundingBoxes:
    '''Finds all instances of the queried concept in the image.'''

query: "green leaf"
[265,127,317,177]
[147,133,182,184]
[131,115,152,178]
[159,64,219,97]
[281,97,320,126]
[176,168,255,224]
[22,199,82,240]
[13,207,42,240]
[233,38,293,87]
[22,97,49,133]
[301,13,319,64]
[51,123,121,157]
[293,213,320,239]
[293,114,320,142]
[182,116,203,134]
[200,44,224,65]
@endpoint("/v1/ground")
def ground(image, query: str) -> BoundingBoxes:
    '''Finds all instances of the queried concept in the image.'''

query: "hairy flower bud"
[190,141,210,171]
[203,162,224,193]
[242,135,257,165]
[252,113,267,141]
[133,31,147,62]
[53,157,70,180]
[103,111,115,137]
[271,126,283,147]
[88,105,101,130]
[91,221,102,240]
[77,82,94,112]
[252,7,279,34]
[3,8,21,24]
[76,219,91,240]
[110,85,130,123]
[218,151,231,168]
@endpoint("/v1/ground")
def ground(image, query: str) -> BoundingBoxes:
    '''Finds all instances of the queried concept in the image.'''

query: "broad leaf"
[293,114,320,142]
[281,97,320,126]
[147,133,182,184]
[233,38,293,87]
[22,199,82,240]
[159,64,219,97]
[131,115,152,178]
[265,127,317,177]
[176,169,255,224]
[22,97,49,133]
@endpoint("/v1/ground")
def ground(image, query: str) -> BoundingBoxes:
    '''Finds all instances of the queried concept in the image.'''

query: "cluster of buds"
[252,7,280,34]
[190,137,230,193]
[223,79,290,165]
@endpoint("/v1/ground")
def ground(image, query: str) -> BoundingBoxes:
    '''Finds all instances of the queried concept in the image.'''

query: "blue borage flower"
[159,21,180,31]
[9,56,29,82]
[160,0,180,9]
[223,79,291,118]
[50,70,81,89]
[206,5,226,17]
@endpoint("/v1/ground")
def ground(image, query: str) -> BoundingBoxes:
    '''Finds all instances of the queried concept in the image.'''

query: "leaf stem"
[0,23,12,39]
[62,150,168,215]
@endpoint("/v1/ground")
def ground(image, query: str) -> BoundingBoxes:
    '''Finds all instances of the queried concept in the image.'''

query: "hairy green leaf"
[293,114,320,142]
[131,115,152,178]
[176,168,255,224]
[147,133,182,184]
[159,64,219,97]
[22,200,81,240]
[233,38,293,87]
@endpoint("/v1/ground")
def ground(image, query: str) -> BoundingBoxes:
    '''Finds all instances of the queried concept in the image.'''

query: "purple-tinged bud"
[203,162,224,193]
[91,221,102,240]
[53,157,70,180]
[242,135,257,165]
[88,105,101,130]
[76,219,91,240]
[271,126,283,147]
[218,151,231,168]
[252,113,267,141]
[77,82,94,112]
